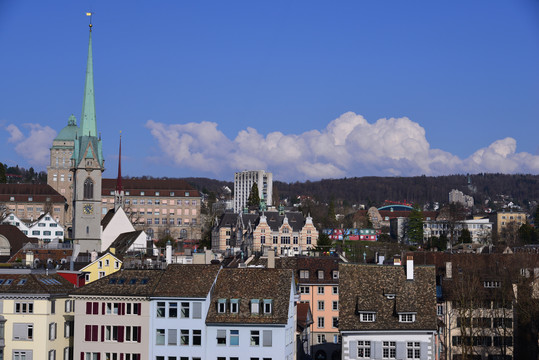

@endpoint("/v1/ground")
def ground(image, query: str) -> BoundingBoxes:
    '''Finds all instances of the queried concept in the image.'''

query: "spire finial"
[86,12,93,31]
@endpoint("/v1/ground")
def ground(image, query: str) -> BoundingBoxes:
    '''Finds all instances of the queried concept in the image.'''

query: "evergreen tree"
[0,163,6,183]
[407,205,424,244]
[247,183,260,207]
[459,228,472,243]
[315,233,333,251]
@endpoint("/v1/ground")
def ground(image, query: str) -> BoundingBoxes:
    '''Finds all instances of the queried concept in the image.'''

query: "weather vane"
[86,12,93,31]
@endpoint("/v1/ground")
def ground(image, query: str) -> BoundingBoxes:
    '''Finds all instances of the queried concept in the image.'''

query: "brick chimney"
[406,256,414,281]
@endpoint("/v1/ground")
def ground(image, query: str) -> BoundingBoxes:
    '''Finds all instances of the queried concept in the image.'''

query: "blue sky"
[1,0,538,182]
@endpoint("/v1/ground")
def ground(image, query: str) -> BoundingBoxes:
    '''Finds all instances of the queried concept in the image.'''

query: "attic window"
[263,299,272,314]
[185,192,189,196]
[217,299,227,313]
[399,313,416,323]
[10,197,14,201]
[299,270,309,279]
[140,191,145,196]
[155,192,160,196]
[332,271,339,279]
[129,279,137,285]
[484,281,501,288]
[251,299,260,314]
[230,299,239,313]
[170,192,174,196]
[17,279,26,285]
[318,270,324,279]
[125,191,130,196]
[140,278,148,284]
[118,278,126,285]
[108,278,117,284]
[28,197,33,202]
[359,312,376,322]
[0,280,4,285]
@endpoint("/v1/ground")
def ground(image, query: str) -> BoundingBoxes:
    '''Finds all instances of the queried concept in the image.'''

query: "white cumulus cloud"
[145,112,539,181]
[5,124,57,167]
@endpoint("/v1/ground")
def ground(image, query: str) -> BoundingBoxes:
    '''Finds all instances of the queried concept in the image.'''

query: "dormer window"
[359,312,376,322]
[251,299,260,314]
[484,281,501,288]
[217,299,227,313]
[318,270,324,279]
[230,299,239,314]
[263,299,272,314]
[299,270,309,279]
[399,313,416,323]
[332,271,339,279]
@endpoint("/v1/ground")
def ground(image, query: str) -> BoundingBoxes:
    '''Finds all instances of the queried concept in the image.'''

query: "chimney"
[446,261,452,279]
[166,240,172,265]
[268,249,275,269]
[406,256,414,281]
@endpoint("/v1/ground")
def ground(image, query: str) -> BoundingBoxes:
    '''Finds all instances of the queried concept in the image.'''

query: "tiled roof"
[339,263,437,331]
[101,209,115,230]
[101,179,200,197]
[8,247,73,264]
[0,273,74,295]
[108,230,144,255]
[153,264,220,298]
[206,268,293,325]
[0,224,38,257]
[0,184,65,203]
[216,211,307,232]
[297,302,313,330]
[72,269,164,297]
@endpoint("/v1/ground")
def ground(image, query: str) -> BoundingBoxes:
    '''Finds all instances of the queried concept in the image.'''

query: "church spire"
[114,133,125,211]
[80,16,97,137]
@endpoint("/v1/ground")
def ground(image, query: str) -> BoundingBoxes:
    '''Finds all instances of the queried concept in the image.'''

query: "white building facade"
[234,170,273,213]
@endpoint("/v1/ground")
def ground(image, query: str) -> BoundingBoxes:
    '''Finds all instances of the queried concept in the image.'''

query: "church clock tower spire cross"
[71,13,105,252]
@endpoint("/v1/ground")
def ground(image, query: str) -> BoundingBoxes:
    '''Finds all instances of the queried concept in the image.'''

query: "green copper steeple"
[80,25,97,137]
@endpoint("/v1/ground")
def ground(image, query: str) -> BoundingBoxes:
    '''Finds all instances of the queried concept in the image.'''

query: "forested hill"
[181,174,538,210]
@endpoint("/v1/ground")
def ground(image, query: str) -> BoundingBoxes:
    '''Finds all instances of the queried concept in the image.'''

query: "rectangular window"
[263,299,272,314]
[168,302,177,317]
[318,286,324,294]
[251,299,259,314]
[332,286,338,294]
[250,330,260,346]
[332,317,339,328]
[358,341,371,358]
[180,330,189,345]
[230,329,239,346]
[317,334,326,344]
[407,342,421,359]
[49,322,57,340]
[217,329,226,345]
[157,302,165,317]
[360,313,376,322]
[13,323,33,340]
[192,329,201,346]
[181,302,190,318]
[15,301,34,314]
[262,330,272,347]
[318,301,324,311]
[299,286,310,294]
[332,301,338,311]
[231,299,239,313]
[317,317,324,328]
[383,341,396,359]
[168,329,177,345]
[156,329,165,345]
[299,270,309,279]
[399,313,415,323]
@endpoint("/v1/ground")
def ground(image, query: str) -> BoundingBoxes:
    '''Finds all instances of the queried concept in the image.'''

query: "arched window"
[86,226,89,234]
[84,178,94,199]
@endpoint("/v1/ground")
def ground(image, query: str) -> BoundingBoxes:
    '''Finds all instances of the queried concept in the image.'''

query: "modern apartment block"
[233,170,273,213]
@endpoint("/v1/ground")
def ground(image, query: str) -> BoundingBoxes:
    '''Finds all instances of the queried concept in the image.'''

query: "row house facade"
[0,272,75,360]
[212,211,318,255]
[100,179,202,240]
[3,212,65,243]
[423,218,493,244]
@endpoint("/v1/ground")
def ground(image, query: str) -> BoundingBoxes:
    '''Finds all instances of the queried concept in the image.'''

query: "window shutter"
[396,341,407,359]
[93,302,98,314]
[122,303,126,315]
[97,354,101,360]
[420,341,429,360]
[86,302,92,314]
[348,340,358,359]
[81,353,84,360]
[102,302,105,315]
[217,329,226,339]
[118,326,124,342]
[168,329,177,345]
[137,303,141,316]
[85,325,91,341]
[101,325,105,342]
[137,326,142,342]
[372,341,382,359]
[262,330,272,346]
[13,323,26,340]
[193,302,202,319]
[120,355,123,360]
[92,325,98,341]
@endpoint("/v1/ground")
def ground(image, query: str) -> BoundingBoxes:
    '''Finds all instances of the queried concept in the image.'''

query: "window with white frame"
[399,313,416,323]
[407,342,421,359]
[317,317,324,328]
[383,341,396,359]
[180,329,189,345]
[357,341,371,358]
[192,329,202,346]
[317,270,324,279]
[251,299,259,314]
[299,286,310,294]
[49,322,57,340]
[359,312,376,322]
[217,299,227,313]
[230,330,239,346]
[156,329,165,345]
[299,270,309,279]
[318,301,324,310]
[157,302,165,317]
[250,330,260,346]
[332,286,338,294]
[230,299,239,313]
[318,286,324,294]
[332,301,338,311]
[169,302,178,317]
[263,299,272,314]
[216,329,226,345]
[317,334,326,343]
[180,302,190,318]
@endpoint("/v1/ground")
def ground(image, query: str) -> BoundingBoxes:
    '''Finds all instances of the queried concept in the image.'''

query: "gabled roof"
[216,211,307,232]
[101,209,116,230]
[72,269,164,297]
[206,268,293,325]
[0,224,38,261]
[0,273,74,295]
[152,264,220,298]
[339,263,437,332]
[0,184,65,203]
[108,230,144,255]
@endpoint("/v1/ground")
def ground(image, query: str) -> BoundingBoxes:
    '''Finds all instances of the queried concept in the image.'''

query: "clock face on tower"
[83,203,94,215]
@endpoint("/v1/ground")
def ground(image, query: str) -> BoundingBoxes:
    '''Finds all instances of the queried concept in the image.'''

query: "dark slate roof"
[283,257,340,285]
[72,269,164,297]
[0,184,65,203]
[101,209,116,230]
[339,263,437,332]
[108,231,144,255]
[206,268,293,325]
[0,273,74,295]
[8,247,73,264]
[153,264,220,298]
[0,225,38,258]
[216,211,306,232]
[101,179,200,197]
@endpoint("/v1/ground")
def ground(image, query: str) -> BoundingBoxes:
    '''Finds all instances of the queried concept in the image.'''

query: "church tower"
[71,18,105,252]
[114,134,125,211]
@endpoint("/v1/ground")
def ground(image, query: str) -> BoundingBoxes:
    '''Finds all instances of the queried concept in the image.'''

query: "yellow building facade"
[80,252,122,284]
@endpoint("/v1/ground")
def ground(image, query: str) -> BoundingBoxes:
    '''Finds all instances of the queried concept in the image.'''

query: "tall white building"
[234,170,273,213]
